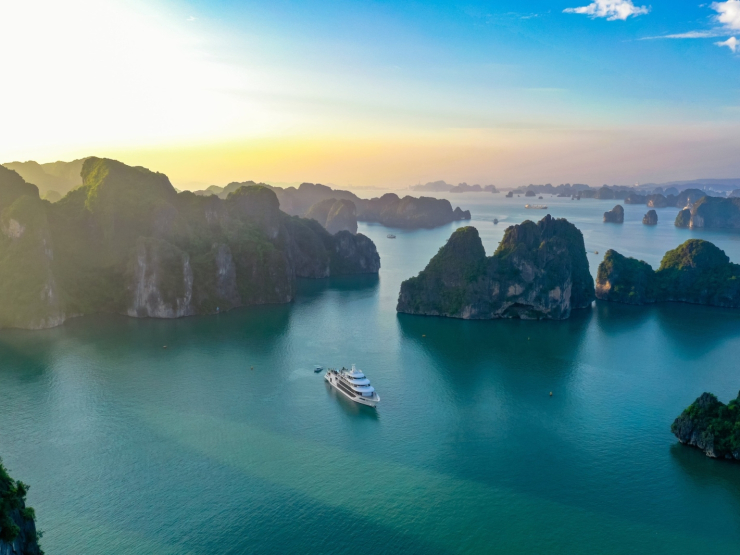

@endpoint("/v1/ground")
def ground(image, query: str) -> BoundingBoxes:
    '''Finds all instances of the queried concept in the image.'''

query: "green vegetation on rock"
[596,250,657,304]
[596,239,740,307]
[672,392,740,461]
[396,215,595,320]
[0,159,380,329]
[0,459,42,554]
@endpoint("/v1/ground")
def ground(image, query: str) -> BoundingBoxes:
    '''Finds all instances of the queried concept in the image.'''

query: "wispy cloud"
[640,2,740,44]
[563,0,650,21]
[713,1,740,31]
[641,30,726,39]
[716,36,739,51]
[187,15,197,22]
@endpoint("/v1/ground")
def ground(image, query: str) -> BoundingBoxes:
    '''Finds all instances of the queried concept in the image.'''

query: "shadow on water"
[593,300,740,357]
[295,274,380,303]
[324,382,380,421]
[669,443,740,511]
[396,307,594,389]
[0,303,296,373]
[653,303,740,358]
[592,300,655,333]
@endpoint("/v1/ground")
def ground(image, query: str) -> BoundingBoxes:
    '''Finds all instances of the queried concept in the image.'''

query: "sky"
[1,0,739,189]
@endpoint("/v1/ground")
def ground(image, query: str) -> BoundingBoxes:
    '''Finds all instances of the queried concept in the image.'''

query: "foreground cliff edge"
[595,240,740,307]
[396,215,595,320]
[0,159,380,330]
[672,392,740,461]
[0,459,42,555]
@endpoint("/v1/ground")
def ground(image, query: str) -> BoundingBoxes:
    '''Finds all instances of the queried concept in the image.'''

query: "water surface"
[1,195,739,554]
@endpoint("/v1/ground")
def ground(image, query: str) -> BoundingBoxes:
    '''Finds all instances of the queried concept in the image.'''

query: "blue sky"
[180,0,739,111]
[3,0,740,187]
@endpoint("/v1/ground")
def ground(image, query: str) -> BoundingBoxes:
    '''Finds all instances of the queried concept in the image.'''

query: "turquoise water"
[1,195,740,554]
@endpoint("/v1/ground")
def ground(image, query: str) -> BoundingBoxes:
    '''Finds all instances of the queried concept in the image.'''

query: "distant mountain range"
[2,159,86,197]
[410,180,498,193]
[636,178,740,193]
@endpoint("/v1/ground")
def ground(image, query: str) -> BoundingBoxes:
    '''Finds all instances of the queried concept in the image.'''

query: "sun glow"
[0,0,281,161]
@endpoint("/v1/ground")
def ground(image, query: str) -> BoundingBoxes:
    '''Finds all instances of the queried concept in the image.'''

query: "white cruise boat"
[325,364,380,408]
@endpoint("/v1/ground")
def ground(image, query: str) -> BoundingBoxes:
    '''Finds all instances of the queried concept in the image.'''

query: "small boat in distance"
[325,364,380,408]
[314,365,323,373]
[525,204,548,209]
[493,218,498,224]
[387,234,396,239]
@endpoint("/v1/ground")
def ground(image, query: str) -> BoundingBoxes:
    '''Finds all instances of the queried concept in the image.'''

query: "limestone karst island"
[4,1,740,553]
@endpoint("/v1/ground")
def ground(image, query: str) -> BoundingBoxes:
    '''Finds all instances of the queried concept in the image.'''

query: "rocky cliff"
[674,196,740,229]
[305,198,358,234]
[671,392,740,461]
[0,159,380,329]
[0,459,42,555]
[603,204,624,223]
[595,240,740,307]
[396,215,595,320]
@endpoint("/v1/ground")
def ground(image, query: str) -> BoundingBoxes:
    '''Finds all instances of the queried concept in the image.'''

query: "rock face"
[305,198,358,234]
[603,204,624,223]
[396,215,595,320]
[674,197,740,229]
[595,239,740,307]
[0,158,380,329]
[671,392,740,461]
[0,459,42,555]
[642,210,658,225]
[675,208,691,227]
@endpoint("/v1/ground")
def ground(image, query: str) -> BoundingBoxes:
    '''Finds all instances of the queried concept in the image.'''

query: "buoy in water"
[422,334,426,337]
[163,346,167,349]
[549,392,553,396]
[251,366,254,370]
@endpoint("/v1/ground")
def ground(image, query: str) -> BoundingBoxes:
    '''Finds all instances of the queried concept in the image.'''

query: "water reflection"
[324,382,380,421]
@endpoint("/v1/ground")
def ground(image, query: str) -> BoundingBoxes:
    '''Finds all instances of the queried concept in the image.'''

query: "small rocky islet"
[603,204,624,224]
[672,392,740,461]
[643,209,658,225]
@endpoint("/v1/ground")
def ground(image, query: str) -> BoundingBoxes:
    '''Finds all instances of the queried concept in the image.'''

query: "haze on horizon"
[2,0,740,190]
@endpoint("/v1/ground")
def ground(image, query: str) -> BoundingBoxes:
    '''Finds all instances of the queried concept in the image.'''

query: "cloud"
[716,36,739,51]
[563,0,650,20]
[641,30,726,39]
[187,15,197,21]
[712,1,740,30]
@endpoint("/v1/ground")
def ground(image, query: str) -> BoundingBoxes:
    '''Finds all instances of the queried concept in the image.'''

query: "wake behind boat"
[325,364,380,407]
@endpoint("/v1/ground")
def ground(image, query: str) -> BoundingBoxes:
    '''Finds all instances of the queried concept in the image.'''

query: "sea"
[1,193,739,554]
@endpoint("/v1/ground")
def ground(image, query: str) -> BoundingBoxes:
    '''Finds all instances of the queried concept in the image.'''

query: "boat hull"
[325,372,379,408]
